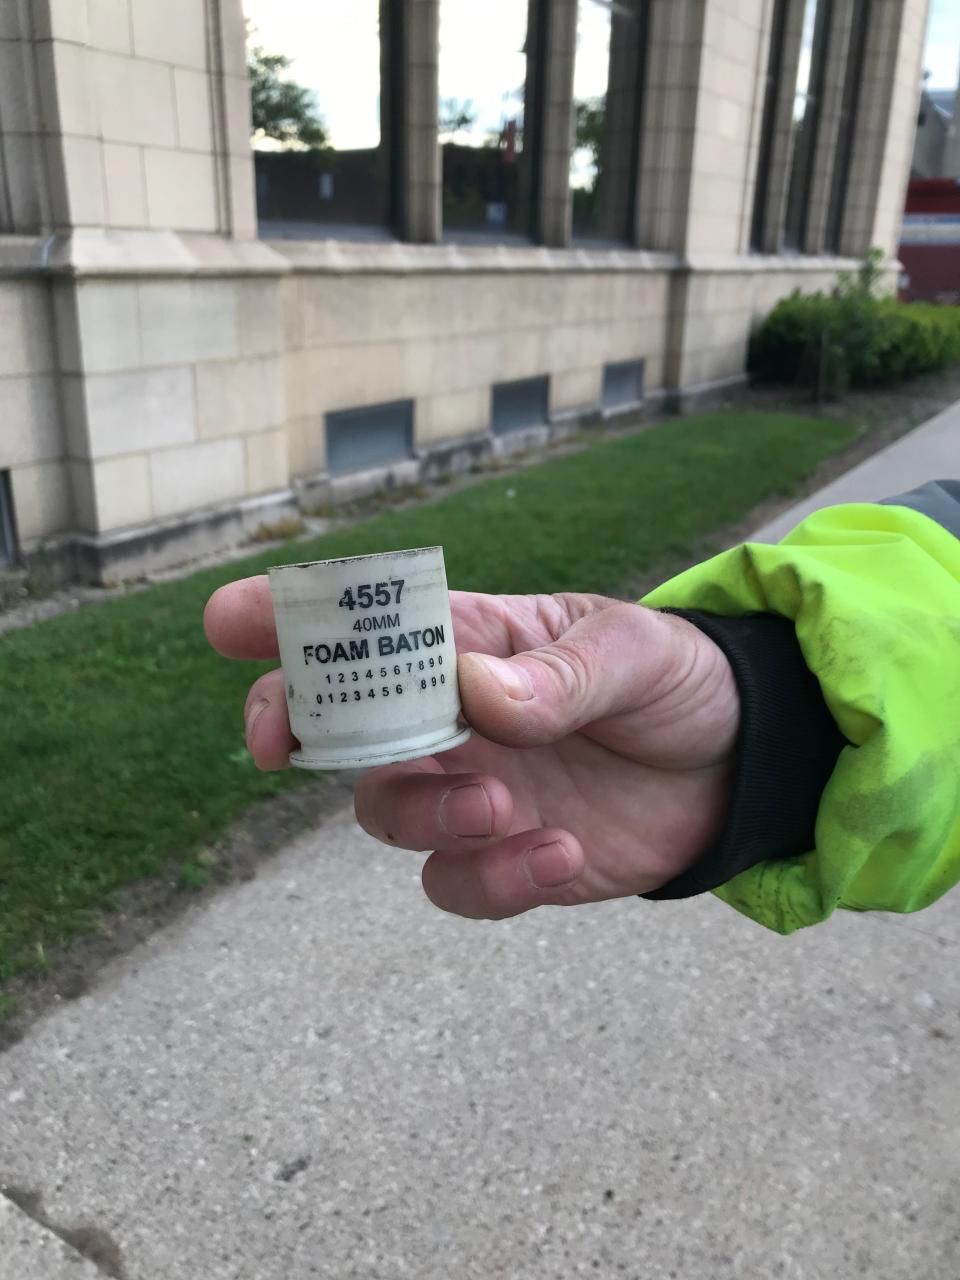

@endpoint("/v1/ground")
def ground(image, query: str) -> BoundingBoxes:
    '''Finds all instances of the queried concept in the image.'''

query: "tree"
[439,97,478,138]
[575,98,604,179]
[248,43,327,149]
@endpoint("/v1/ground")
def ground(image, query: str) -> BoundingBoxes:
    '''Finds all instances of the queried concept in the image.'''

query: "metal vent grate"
[325,400,415,476]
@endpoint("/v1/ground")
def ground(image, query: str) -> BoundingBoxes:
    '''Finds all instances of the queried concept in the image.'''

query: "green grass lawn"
[0,411,856,985]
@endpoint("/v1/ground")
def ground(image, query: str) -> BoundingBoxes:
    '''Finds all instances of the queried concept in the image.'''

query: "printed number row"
[316,678,444,706]
[324,657,442,685]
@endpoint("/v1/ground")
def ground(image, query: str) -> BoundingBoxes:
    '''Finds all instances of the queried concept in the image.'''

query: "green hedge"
[748,254,960,395]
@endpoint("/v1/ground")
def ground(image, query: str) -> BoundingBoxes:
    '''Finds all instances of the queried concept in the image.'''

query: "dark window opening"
[248,0,396,240]
[750,0,790,251]
[0,471,18,567]
[571,0,646,244]
[438,0,544,241]
[825,0,869,253]
[782,0,834,252]
[326,400,414,476]
[602,358,645,410]
[492,376,548,434]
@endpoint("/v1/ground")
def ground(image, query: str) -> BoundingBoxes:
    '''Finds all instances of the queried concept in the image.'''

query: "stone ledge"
[0,231,884,283]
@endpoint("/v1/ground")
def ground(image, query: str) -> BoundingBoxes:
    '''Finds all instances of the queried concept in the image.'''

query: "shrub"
[748,250,960,396]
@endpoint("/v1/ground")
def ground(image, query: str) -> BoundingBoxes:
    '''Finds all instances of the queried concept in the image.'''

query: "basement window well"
[325,400,414,476]
[602,358,644,410]
[491,376,549,435]
[0,471,17,567]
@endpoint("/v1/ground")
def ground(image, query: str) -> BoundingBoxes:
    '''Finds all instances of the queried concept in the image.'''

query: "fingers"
[421,828,589,919]
[244,668,295,770]
[205,575,278,659]
[456,602,679,749]
[355,764,514,852]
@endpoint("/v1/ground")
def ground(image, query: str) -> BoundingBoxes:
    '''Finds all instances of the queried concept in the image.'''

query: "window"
[438,0,539,240]
[602,358,644,410]
[782,0,833,252]
[492,376,548,434]
[0,471,17,567]
[245,0,395,239]
[750,0,790,251]
[825,0,869,252]
[570,0,645,243]
[325,401,414,476]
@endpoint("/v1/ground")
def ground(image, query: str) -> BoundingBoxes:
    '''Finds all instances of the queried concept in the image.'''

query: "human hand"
[204,582,739,919]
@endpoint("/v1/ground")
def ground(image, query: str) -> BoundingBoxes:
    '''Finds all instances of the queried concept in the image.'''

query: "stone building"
[912,84,960,178]
[0,0,929,582]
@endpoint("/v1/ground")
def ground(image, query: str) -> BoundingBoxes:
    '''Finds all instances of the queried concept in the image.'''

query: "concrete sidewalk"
[2,407,959,1280]
[751,397,959,541]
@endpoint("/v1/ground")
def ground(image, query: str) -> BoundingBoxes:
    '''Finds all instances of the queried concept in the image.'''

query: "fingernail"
[245,697,270,737]
[440,783,493,838]
[471,653,534,701]
[522,841,576,890]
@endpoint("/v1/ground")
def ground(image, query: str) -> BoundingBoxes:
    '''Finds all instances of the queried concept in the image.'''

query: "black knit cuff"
[643,610,848,901]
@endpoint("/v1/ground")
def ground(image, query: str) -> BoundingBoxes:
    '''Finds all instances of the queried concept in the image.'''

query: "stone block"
[223,72,252,156]
[85,366,196,458]
[238,280,282,357]
[130,0,208,69]
[174,67,214,152]
[11,460,72,540]
[37,0,90,42]
[416,388,488,445]
[138,279,239,366]
[0,375,63,466]
[245,428,290,495]
[143,148,219,230]
[550,366,602,415]
[75,281,142,372]
[218,0,249,77]
[91,50,177,147]
[496,329,549,382]
[0,282,54,377]
[88,0,133,53]
[60,136,107,226]
[286,417,325,478]
[195,356,284,436]
[0,39,34,134]
[280,278,304,350]
[149,438,245,518]
[90,451,153,529]
[103,142,148,227]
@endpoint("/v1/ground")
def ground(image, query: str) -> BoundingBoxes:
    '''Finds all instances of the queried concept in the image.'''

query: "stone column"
[751,0,809,254]
[400,0,441,243]
[837,0,928,258]
[536,0,577,247]
[594,3,645,242]
[0,0,62,233]
[633,0,706,253]
[803,0,859,253]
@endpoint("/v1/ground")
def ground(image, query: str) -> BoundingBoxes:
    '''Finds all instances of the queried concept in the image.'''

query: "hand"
[204,582,739,920]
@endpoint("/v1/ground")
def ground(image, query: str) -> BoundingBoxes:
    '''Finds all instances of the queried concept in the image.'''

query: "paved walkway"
[751,396,959,541]
[2,406,959,1280]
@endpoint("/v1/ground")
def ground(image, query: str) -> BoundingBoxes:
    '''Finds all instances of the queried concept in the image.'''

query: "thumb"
[457,602,686,748]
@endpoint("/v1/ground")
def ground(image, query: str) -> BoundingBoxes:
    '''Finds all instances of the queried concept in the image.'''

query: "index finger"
[204,574,279,659]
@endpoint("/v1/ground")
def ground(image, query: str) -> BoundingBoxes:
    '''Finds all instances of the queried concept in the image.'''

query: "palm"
[432,592,737,895]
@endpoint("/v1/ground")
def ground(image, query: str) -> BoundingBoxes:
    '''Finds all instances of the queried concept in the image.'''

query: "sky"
[243,0,960,152]
[923,0,960,89]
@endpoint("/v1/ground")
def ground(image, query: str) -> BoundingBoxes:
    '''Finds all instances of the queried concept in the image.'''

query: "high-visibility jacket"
[643,481,960,934]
